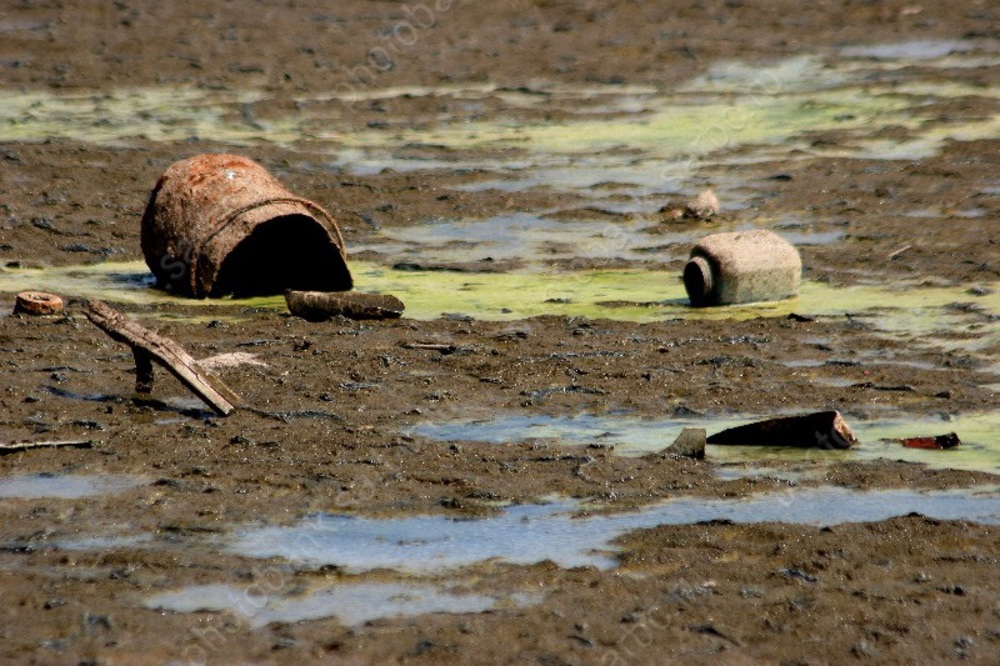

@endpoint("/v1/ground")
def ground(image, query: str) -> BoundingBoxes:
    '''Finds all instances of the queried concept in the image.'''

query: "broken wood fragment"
[662,427,706,459]
[84,299,241,416]
[285,290,405,321]
[899,432,960,450]
[707,410,857,449]
[0,439,95,454]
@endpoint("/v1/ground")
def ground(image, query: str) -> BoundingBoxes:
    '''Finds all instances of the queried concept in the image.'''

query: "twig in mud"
[888,244,912,260]
[401,342,458,354]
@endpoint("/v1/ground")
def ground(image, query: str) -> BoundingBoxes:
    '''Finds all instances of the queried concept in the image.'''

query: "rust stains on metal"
[13,291,65,316]
[141,154,353,298]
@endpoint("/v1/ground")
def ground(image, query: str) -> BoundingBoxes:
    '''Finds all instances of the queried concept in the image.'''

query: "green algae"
[0,57,986,167]
[1,260,995,335]
[0,82,900,157]
[365,89,908,159]
[0,88,298,147]
[0,261,285,313]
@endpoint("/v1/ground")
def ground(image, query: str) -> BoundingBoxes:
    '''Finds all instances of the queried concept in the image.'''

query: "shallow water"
[227,487,1000,574]
[839,39,981,62]
[0,473,143,499]
[409,411,1000,473]
[146,581,503,628]
[354,214,845,265]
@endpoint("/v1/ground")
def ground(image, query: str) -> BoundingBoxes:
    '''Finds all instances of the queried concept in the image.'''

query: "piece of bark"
[662,427,706,459]
[84,299,241,416]
[707,410,857,449]
[0,439,95,454]
[285,290,405,321]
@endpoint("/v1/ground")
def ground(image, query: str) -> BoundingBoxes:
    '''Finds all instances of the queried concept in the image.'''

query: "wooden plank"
[84,299,241,416]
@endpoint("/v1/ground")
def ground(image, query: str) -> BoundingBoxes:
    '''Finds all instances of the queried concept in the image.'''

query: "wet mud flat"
[3,1,1000,664]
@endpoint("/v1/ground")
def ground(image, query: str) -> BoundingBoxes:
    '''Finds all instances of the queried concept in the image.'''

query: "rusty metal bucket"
[140,154,353,298]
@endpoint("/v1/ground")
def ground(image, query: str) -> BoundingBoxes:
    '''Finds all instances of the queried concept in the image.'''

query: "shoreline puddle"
[409,411,1000,473]
[146,581,508,629]
[0,473,143,499]
[226,487,1000,574]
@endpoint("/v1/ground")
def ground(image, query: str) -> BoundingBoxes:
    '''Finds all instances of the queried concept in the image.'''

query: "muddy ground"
[1,1,1000,664]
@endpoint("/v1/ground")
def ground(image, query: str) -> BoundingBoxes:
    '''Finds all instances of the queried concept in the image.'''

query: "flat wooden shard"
[84,299,241,416]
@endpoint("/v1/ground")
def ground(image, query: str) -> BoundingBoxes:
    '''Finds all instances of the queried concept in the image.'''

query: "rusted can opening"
[140,154,353,298]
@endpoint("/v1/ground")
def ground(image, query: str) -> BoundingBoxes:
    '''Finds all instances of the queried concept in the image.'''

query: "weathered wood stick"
[285,290,405,321]
[0,439,95,454]
[401,342,457,353]
[84,299,241,416]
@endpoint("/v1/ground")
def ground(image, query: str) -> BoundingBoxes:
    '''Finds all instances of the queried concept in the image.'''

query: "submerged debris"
[707,411,857,449]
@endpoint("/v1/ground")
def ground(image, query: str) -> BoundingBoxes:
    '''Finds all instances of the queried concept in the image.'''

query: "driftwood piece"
[0,439,95,454]
[84,299,241,416]
[285,290,405,321]
[707,410,857,449]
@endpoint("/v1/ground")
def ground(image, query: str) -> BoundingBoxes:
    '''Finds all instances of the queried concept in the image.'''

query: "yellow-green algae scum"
[3,54,1000,158]
[1,258,997,332]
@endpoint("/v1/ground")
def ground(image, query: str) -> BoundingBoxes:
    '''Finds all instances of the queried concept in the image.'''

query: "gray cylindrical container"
[683,229,801,307]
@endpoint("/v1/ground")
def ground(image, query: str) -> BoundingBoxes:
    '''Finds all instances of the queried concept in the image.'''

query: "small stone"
[683,189,720,219]
[852,640,877,658]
